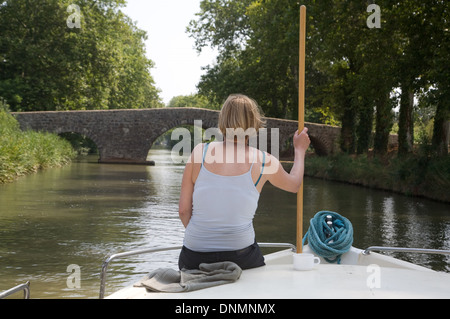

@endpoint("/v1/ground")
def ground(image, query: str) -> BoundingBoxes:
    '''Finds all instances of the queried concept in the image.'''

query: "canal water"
[0,149,449,299]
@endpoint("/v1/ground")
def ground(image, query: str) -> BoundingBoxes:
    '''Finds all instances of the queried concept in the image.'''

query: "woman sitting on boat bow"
[178,94,310,270]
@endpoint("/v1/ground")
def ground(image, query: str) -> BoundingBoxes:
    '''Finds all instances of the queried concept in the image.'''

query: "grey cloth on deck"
[133,262,242,293]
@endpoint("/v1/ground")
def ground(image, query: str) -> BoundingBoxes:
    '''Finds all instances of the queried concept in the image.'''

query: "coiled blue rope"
[302,211,353,264]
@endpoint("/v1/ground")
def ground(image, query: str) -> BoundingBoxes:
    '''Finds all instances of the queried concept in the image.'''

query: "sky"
[121,0,218,105]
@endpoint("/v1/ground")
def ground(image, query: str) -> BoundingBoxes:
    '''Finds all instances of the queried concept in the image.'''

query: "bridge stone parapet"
[13,108,340,165]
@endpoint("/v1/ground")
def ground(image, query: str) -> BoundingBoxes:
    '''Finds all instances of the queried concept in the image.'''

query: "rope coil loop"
[302,211,353,264]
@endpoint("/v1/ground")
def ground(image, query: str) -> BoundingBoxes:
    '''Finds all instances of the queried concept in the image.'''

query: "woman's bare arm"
[266,128,310,193]
[178,143,204,228]
[179,160,194,228]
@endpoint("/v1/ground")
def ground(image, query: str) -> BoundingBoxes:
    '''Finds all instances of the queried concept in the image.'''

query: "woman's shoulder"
[191,142,220,164]
[189,143,207,164]
[249,147,274,162]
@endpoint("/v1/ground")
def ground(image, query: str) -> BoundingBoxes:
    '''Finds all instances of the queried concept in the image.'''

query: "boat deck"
[107,247,450,299]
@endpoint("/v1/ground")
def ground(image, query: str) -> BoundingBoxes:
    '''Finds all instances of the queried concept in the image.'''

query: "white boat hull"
[106,245,450,299]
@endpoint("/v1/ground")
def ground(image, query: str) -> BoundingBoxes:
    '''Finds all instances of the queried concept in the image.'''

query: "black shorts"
[178,241,266,270]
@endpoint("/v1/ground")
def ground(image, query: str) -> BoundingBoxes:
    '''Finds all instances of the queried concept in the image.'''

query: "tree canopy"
[0,0,163,111]
[167,93,219,109]
[188,0,449,156]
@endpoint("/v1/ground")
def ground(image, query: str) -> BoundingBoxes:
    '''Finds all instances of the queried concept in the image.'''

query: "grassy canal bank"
[0,105,75,184]
[301,152,450,204]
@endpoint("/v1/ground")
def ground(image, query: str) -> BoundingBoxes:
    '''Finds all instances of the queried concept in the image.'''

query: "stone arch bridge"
[13,108,340,165]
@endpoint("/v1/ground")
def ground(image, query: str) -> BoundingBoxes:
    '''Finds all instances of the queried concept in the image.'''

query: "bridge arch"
[59,132,99,156]
[47,123,104,151]
[148,116,220,150]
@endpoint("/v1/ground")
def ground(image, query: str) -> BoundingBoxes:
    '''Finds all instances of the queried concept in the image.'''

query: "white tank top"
[183,143,262,252]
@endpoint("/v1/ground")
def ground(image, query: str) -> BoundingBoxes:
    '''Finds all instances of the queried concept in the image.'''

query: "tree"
[189,0,301,118]
[392,2,431,155]
[0,0,163,111]
[167,94,218,109]
[189,0,449,157]
[426,1,450,156]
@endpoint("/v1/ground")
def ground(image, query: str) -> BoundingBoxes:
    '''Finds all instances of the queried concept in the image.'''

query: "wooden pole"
[297,5,306,254]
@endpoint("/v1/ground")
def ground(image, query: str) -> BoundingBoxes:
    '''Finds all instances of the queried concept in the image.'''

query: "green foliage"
[189,0,449,156]
[305,153,450,203]
[59,132,98,155]
[0,0,163,111]
[190,0,301,118]
[167,94,219,109]
[0,106,75,183]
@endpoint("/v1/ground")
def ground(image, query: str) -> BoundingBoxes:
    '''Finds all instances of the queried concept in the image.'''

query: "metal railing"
[99,242,295,299]
[363,246,450,256]
[0,282,31,299]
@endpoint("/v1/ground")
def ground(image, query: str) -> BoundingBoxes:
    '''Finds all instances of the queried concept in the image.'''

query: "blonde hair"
[218,94,265,138]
